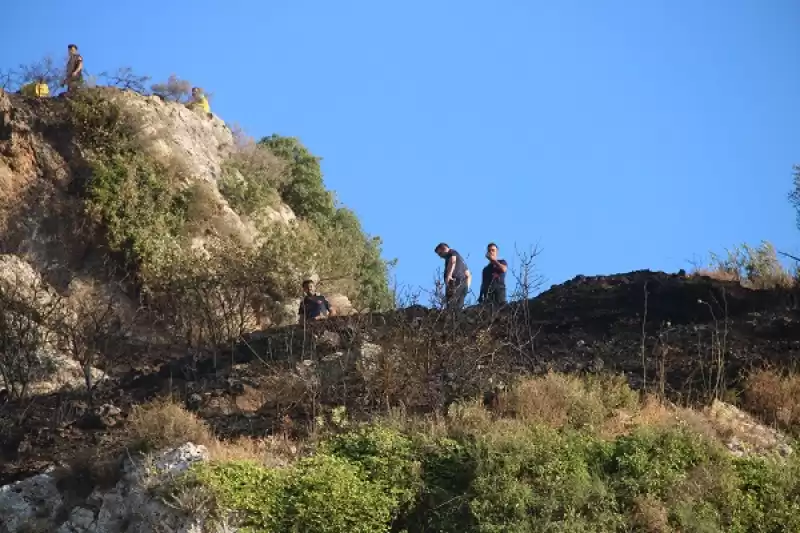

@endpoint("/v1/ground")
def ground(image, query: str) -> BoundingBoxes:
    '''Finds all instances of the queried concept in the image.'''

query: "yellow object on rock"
[21,82,49,98]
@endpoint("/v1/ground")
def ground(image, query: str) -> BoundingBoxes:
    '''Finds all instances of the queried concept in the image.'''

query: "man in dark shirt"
[434,242,471,309]
[478,242,508,306]
[298,279,333,323]
[63,44,84,93]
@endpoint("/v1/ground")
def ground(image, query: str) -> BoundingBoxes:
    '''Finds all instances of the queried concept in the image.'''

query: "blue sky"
[4,0,799,300]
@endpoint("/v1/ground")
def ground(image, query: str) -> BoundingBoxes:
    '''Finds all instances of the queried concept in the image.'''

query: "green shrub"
[192,460,285,531]
[190,454,397,532]
[320,425,422,512]
[257,135,394,311]
[283,454,395,533]
[67,90,189,270]
[219,141,286,217]
[604,425,721,502]
[469,425,622,532]
[84,152,187,267]
[258,135,335,224]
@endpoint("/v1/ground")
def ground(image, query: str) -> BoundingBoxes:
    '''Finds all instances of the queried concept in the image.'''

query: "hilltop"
[2,86,800,532]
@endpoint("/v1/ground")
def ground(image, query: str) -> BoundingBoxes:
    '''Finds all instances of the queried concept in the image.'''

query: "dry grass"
[691,268,740,284]
[126,396,298,466]
[128,397,216,451]
[743,369,800,431]
[693,267,796,289]
[631,495,671,533]
[495,372,638,430]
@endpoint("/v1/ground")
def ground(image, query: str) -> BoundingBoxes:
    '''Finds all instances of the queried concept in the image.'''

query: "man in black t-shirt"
[478,242,508,306]
[298,279,333,323]
[434,242,471,309]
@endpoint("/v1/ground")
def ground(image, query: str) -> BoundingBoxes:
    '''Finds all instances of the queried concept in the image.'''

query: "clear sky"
[4,0,799,300]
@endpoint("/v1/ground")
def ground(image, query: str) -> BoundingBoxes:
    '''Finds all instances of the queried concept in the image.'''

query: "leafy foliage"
[218,139,287,217]
[253,134,394,310]
[191,455,395,533]
[258,135,335,224]
[183,373,800,532]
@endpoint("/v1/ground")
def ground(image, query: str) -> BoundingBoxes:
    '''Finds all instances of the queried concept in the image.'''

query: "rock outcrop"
[0,87,353,395]
[0,443,214,533]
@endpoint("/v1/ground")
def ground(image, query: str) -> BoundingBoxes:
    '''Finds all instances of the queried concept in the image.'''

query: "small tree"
[151,74,194,103]
[790,164,800,230]
[17,55,63,87]
[99,67,152,93]
[0,271,63,400]
[55,283,131,405]
[0,68,17,90]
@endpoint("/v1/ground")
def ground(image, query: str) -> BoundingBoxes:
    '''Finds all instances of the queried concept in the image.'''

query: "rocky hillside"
[2,269,800,532]
[0,87,396,404]
[3,87,800,532]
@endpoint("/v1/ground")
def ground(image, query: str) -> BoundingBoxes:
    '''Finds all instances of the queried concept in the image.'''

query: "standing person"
[434,242,471,310]
[62,44,84,93]
[298,279,334,324]
[478,242,508,306]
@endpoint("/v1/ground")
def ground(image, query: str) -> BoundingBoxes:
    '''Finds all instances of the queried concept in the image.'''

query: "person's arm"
[324,298,334,317]
[490,259,508,273]
[445,255,456,281]
[465,269,472,289]
[72,56,83,77]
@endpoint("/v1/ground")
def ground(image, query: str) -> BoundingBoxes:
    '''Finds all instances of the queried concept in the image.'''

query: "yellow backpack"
[21,82,49,97]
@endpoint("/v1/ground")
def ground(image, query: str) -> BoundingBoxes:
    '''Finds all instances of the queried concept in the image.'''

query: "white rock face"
[0,443,224,533]
[114,90,234,185]
[0,467,63,533]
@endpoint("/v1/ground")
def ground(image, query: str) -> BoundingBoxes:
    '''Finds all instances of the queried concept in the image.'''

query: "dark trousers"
[485,285,507,305]
[479,285,507,312]
[445,279,468,310]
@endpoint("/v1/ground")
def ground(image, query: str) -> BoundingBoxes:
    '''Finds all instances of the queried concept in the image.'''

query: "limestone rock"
[0,468,63,533]
[706,399,793,457]
[328,293,356,316]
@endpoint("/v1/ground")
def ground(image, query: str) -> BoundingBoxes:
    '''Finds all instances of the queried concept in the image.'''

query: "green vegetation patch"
[184,403,800,532]
[67,90,190,269]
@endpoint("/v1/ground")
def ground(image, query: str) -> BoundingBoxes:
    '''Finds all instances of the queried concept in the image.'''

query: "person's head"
[302,279,315,295]
[67,44,78,55]
[434,242,450,258]
[192,87,202,98]
[487,242,499,259]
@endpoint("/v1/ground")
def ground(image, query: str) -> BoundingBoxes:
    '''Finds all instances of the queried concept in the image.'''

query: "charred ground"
[1,268,799,485]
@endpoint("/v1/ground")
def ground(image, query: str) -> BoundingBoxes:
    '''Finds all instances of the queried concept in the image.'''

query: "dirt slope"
[1,269,799,485]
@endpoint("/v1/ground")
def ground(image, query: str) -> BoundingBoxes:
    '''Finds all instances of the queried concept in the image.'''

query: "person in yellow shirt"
[187,87,210,116]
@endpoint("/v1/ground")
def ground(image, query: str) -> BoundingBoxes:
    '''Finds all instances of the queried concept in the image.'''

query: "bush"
[219,137,288,217]
[192,455,396,533]
[320,425,422,513]
[258,135,335,224]
[743,369,800,433]
[695,241,795,289]
[174,372,800,532]
[68,91,189,270]
[0,270,63,399]
[84,152,188,268]
[150,74,194,103]
[127,398,214,452]
[497,372,638,430]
